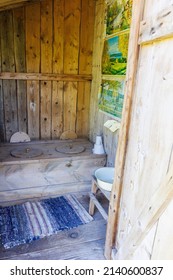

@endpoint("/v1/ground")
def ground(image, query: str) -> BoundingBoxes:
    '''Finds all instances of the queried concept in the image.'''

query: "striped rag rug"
[0,195,93,249]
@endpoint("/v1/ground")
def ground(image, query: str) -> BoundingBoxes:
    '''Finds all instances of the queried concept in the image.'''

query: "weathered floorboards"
[0,220,106,260]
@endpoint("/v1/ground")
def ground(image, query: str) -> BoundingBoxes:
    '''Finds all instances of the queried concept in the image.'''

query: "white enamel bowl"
[95,167,115,192]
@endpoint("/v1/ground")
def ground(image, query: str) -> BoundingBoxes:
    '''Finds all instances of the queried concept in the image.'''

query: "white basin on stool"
[95,167,115,192]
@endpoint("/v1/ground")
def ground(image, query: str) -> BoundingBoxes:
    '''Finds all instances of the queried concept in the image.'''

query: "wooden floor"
[0,192,108,260]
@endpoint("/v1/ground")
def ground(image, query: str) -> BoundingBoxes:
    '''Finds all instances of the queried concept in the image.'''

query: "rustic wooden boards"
[151,199,173,259]
[13,8,27,133]
[0,218,106,260]
[114,164,173,259]
[89,176,110,221]
[40,0,52,139]
[89,0,105,143]
[0,139,93,162]
[0,72,92,81]
[0,0,95,142]
[108,0,173,260]
[0,21,5,142]
[77,0,95,137]
[139,5,173,45]
[89,0,119,167]
[105,0,145,259]
[0,11,17,141]
[26,3,40,140]
[52,0,64,139]
[0,139,106,205]
[0,0,41,12]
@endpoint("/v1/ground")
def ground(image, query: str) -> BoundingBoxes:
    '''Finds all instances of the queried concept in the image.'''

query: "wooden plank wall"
[26,3,40,139]
[0,20,5,142]
[0,11,18,141]
[0,1,41,12]
[111,0,173,260]
[89,0,119,167]
[0,0,95,142]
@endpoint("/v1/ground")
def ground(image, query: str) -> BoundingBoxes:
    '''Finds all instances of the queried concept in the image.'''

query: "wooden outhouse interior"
[0,0,118,168]
[1,0,173,260]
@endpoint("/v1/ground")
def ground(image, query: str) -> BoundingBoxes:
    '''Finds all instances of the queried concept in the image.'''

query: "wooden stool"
[89,176,111,221]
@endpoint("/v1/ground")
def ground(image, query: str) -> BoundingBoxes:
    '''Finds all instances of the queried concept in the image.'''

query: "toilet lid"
[56,144,85,154]
[10,132,31,143]
[11,147,43,158]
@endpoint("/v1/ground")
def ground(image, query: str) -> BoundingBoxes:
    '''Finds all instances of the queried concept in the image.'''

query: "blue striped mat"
[0,195,93,249]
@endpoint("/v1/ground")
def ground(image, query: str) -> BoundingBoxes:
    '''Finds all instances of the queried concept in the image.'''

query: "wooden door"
[105,0,173,260]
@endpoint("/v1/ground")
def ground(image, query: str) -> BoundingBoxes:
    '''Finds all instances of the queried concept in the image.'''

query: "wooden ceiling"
[0,0,42,11]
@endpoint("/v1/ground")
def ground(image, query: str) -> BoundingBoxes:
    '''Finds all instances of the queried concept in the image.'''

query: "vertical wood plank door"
[106,0,173,260]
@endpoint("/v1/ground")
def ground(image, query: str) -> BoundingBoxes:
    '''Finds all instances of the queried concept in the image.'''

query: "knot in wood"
[69,232,78,239]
